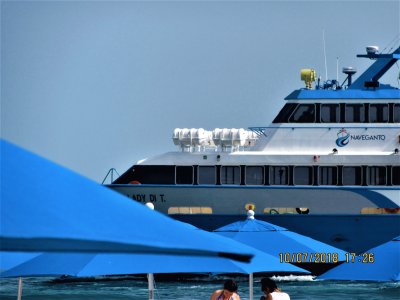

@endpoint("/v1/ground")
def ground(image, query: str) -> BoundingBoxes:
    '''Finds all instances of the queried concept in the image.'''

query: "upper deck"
[285,86,399,100]
[285,46,400,101]
[271,46,399,125]
[168,46,400,156]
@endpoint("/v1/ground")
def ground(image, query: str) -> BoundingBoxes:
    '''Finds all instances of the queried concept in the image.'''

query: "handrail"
[101,168,120,184]
[248,127,268,137]
[248,125,400,131]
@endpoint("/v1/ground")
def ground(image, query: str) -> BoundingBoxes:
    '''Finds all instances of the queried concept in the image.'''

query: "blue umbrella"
[0,139,253,262]
[1,249,308,300]
[214,211,347,263]
[0,252,41,272]
[318,236,400,282]
[1,249,307,278]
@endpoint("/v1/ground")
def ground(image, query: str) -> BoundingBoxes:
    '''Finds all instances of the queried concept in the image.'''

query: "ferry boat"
[107,45,400,253]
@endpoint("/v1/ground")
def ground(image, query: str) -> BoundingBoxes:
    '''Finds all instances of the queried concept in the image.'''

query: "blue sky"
[1,1,399,182]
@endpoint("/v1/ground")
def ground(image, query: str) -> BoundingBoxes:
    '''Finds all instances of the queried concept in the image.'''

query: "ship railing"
[248,127,269,137]
[102,168,120,184]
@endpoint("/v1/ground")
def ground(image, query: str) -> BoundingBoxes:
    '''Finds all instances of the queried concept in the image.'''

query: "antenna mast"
[323,29,328,81]
[336,57,339,82]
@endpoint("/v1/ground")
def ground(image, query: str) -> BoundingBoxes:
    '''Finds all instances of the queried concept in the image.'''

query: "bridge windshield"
[273,103,399,123]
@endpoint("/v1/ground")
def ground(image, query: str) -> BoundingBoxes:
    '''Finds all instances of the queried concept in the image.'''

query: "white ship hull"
[110,185,399,214]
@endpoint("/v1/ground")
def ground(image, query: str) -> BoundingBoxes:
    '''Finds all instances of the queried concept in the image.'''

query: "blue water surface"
[0,276,399,300]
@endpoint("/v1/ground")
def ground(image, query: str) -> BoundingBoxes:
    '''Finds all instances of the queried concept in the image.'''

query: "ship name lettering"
[159,194,166,202]
[133,194,146,202]
[149,194,157,202]
[131,194,166,203]
[350,134,385,141]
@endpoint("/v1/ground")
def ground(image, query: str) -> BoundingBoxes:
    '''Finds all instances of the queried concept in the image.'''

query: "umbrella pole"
[17,277,23,300]
[148,273,154,300]
[249,273,253,300]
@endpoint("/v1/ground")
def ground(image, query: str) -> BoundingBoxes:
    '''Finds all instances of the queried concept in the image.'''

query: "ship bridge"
[285,46,400,100]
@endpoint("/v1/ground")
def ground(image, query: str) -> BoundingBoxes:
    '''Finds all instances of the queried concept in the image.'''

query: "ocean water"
[0,275,399,300]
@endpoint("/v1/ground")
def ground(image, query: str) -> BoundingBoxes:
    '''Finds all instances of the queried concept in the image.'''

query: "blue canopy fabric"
[214,217,347,260]
[0,139,254,262]
[318,236,400,282]
[216,219,286,232]
[0,252,41,272]
[0,248,308,278]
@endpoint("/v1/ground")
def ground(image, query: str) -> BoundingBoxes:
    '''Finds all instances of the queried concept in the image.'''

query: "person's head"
[223,279,238,297]
[261,278,278,294]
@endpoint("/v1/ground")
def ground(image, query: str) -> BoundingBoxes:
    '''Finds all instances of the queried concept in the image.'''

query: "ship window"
[246,166,264,185]
[367,166,387,186]
[345,104,365,123]
[269,166,289,185]
[294,166,313,185]
[168,207,212,214]
[361,208,387,214]
[272,103,298,123]
[319,166,338,185]
[289,104,316,123]
[369,104,389,123]
[392,167,400,185]
[361,208,400,214]
[127,165,175,184]
[320,104,340,123]
[263,207,297,214]
[198,166,216,185]
[342,166,362,185]
[175,166,193,185]
[394,104,400,123]
[221,166,240,185]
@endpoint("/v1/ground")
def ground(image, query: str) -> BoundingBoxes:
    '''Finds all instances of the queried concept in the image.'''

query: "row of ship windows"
[127,165,400,186]
[166,207,400,215]
[272,103,400,123]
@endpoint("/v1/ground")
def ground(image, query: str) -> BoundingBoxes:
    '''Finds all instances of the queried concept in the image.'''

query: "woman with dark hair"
[210,279,241,300]
[260,278,290,300]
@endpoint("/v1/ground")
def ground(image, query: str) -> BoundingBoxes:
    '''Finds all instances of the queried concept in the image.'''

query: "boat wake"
[271,275,315,282]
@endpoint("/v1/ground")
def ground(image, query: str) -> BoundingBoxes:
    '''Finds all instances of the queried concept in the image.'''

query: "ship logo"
[336,128,350,147]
